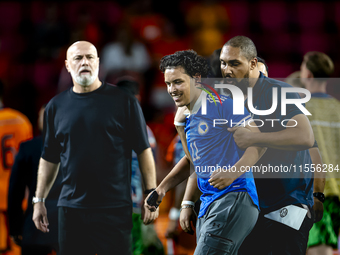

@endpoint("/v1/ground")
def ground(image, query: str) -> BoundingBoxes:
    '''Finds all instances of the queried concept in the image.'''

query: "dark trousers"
[238,206,314,255]
[21,245,55,255]
[58,207,132,255]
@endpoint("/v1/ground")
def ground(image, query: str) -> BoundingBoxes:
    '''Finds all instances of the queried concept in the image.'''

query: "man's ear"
[306,69,314,79]
[250,58,257,70]
[65,60,70,73]
[193,73,201,86]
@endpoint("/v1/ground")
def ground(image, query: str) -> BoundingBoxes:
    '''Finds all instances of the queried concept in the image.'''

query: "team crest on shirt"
[198,121,209,135]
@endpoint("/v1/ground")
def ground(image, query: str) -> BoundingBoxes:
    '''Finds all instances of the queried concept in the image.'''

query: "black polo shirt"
[245,72,313,213]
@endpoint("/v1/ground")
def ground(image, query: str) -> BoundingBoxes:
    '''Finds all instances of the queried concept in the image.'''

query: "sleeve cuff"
[174,121,186,126]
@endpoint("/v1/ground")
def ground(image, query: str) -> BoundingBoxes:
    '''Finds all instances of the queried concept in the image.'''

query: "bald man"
[32,41,158,255]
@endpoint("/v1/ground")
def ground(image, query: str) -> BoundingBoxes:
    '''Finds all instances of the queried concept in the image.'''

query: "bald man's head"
[66,41,98,60]
[65,41,100,87]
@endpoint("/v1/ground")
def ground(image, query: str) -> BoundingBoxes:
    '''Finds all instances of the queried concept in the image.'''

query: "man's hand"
[228,126,253,149]
[179,207,196,235]
[174,106,187,124]
[208,170,237,189]
[143,188,165,225]
[142,204,160,225]
[144,188,165,212]
[313,197,324,223]
[32,203,49,233]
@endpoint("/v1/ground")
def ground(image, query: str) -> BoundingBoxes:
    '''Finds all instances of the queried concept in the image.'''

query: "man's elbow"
[299,131,314,149]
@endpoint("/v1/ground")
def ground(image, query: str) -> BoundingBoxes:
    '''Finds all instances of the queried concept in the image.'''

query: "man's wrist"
[181,200,195,206]
[144,188,156,195]
[32,197,45,205]
[156,185,167,196]
[248,131,258,147]
[313,192,325,203]
[180,204,197,217]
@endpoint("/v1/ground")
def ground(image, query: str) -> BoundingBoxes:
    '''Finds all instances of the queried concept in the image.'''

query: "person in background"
[116,79,164,255]
[300,51,340,255]
[8,105,61,255]
[0,80,33,254]
[257,56,268,77]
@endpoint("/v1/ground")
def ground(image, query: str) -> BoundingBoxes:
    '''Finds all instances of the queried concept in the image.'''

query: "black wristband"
[144,188,155,195]
[313,192,325,203]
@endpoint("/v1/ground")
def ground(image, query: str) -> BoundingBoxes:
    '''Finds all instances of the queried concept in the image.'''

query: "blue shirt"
[185,91,259,218]
[245,72,313,213]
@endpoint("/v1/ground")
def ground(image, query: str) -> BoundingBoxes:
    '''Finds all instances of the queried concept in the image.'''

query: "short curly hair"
[159,50,210,77]
[224,36,257,61]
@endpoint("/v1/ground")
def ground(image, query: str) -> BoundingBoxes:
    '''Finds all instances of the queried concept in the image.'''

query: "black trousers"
[58,207,132,255]
[21,245,56,255]
[238,206,314,255]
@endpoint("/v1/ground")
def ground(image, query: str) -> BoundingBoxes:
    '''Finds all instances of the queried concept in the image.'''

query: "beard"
[222,71,250,97]
[70,67,99,86]
[236,71,250,95]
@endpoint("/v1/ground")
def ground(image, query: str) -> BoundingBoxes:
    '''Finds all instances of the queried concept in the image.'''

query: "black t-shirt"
[42,83,150,209]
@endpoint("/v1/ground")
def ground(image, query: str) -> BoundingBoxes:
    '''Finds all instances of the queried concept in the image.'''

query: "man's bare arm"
[210,125,266,189]
[231,114,314,151]
[33,158,59,233]
[310,147,325,192]
[145,156,191,212]
[138,148,157,190]
[309,147,325,222]
[156,156,191,195]
[176,126,193,164]
[180,172,201,235]
[35,158,60,199]
[182,172,201,202]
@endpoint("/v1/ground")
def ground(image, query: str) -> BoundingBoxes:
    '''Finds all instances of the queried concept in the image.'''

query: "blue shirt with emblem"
[185,91,259,218]
[245,72,313,213]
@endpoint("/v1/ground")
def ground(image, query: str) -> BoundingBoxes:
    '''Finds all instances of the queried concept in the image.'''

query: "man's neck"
[73,80,102,93]
[308,82,327,94]
[249,70,261,88]
[188,90,202,114]
[244,70,261,101]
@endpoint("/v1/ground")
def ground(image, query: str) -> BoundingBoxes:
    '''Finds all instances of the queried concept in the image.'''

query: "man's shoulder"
[103,83,136,101]
[257,78,296,102]
[47,89,70,108]
[262,77,293,91]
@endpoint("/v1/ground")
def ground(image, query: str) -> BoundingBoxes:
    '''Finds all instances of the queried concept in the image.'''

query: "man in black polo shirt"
[32,41,158,255]
[222,36,315,254]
